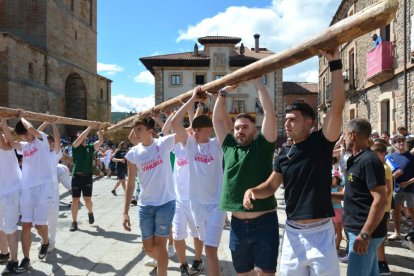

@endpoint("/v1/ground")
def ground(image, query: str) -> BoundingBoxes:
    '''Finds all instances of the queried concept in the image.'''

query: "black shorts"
[117,170,127,180]
[71,174,93,198]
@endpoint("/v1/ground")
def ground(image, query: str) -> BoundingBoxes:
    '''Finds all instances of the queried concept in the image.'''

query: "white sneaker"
[167,244,175,258]
[144,258,157,267]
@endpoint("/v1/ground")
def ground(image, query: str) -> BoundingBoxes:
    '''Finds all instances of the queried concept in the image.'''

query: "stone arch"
[65,73,87,135]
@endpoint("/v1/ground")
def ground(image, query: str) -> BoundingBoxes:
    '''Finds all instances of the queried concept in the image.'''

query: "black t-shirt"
[344,149,387,238]
[273,130,335,220]
[113,149,127,172]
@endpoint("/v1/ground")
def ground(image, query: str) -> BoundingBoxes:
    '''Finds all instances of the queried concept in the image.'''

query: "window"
[75,31,78,40]
[89,0,93,26]
[350,109,355,120]
[294,99,306,104]
[195,74,205,85]
[71,0,74,11]
[28,63,34,80]
[214,74,224,80]
[262,75,268,85]
[171,74,181,85]
[349,48,355,89]
[100,89,103,100]
[233,100,246,113]
[380,100,390,133]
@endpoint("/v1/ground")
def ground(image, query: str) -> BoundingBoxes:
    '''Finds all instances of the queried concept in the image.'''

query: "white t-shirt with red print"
[19,132,56,190]
[173,143,191,201]
[125,134,176,206]
[186,136,223,205]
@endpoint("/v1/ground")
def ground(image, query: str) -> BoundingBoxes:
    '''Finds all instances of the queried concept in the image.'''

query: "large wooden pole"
[0,107,111,128]
[107,0,398,135]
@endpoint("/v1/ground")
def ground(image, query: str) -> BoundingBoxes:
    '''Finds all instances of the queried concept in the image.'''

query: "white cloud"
[97,63,124,76]
[133,70,155,85]
[298,69,319,83]
[111,94,155,113]
[177,0,339,82]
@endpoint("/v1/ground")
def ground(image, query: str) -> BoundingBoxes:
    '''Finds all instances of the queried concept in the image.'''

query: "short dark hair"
[191,115,212,129]
[285,103,316,122]
[133,116,155,130]
[15,121,27,135]
[392,134,406,144]
[235,113,256,124]
[373,138,387,146]
[371,142,387,153]
[346,118,372,139]
[397,126,407,132]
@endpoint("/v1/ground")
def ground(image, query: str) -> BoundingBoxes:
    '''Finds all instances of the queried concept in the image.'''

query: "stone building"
[140,35,286,136]
[318,0,414,135]
[0,0,111,135]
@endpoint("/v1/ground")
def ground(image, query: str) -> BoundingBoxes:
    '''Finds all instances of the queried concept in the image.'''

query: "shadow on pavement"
[77,225,139,243]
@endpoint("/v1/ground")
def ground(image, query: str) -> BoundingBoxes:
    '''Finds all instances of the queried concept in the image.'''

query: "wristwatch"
[360,231,370,240]
[219,89,227,97]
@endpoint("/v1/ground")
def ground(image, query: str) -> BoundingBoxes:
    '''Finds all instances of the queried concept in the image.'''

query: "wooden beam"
[0,107,111,129]
[106,0,398,135]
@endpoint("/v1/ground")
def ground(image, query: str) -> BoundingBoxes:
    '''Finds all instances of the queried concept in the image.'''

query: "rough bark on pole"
[0,106,111,129]
[107,0,398,135]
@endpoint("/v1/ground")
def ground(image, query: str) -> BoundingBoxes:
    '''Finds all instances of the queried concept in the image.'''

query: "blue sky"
[97,0,340,112]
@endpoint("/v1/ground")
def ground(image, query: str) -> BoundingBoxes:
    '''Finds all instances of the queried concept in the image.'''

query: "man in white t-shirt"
[0,128,21,275]
[171,86,226,276]
[123,116,178,276]
[2,114,56,273]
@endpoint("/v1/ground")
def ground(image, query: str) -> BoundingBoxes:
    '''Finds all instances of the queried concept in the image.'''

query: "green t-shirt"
[220,133,277,212]
[72,144,95,174]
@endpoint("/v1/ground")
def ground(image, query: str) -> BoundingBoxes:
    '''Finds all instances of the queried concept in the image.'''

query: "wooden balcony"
[366,41,393,83]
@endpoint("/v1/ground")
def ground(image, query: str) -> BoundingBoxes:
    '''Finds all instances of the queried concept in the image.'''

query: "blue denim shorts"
[138,200,176,240]
[229,211,279,273]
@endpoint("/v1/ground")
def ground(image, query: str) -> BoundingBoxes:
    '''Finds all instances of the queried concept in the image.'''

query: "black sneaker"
[70,221,78,232]
[88,213,95,224]
[38,243,49,259]
[16,257,30,273]
[180,264,190,276]
[189,259,203,275]
[131,199,137,206]
[1,260,18,275]
[0,253,10,264]
[111,190,117,196]
[378,261,391,275]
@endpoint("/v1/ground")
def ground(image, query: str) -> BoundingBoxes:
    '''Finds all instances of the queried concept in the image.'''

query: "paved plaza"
[6,177,414,275]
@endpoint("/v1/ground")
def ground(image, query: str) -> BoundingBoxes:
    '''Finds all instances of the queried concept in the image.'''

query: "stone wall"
[319,0,414,133]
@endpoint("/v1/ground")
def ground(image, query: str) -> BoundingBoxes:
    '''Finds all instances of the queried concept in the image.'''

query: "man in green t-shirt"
[212,77,279,275]
[70,125,103,232]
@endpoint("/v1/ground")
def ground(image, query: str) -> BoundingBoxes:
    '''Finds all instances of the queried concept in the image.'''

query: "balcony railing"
[367,41,393,83]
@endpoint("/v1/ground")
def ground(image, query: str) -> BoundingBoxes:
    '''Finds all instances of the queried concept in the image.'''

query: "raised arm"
[20,115,41,139]
[37,121,49,132]
[0,133,11,150]
[161,111,174,135]
[51,123,61,154]
[320,48,345,142]
[1,118,21,150]
[253,77,277,143]
[171,87,201,144]
[94,126,104,151]
[73,127,92,148]
[128,129,138,145]
[212,85,237,146]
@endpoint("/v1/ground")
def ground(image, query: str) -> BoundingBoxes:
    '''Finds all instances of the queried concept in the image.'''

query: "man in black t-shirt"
[339,118,387,276]
[243,48,344,275]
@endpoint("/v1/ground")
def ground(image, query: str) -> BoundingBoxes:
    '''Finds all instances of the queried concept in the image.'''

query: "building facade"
[318,0,414,135]
[0,0,111,135]
[140,35,286,136]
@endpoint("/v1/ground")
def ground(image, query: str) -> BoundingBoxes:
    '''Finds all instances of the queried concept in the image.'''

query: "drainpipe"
[403,0,408,129]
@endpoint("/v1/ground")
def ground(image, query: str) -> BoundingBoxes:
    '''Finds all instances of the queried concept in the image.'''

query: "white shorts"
[20,183,54,225]
[190,202,225,248]
[173,200,198,240]
[0,191,20,234]
[280,219,340,276]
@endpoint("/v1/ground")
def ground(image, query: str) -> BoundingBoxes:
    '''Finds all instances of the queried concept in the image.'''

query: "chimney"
[240,43,245,55]
[194,43,199,56]
[254,34,260,53]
